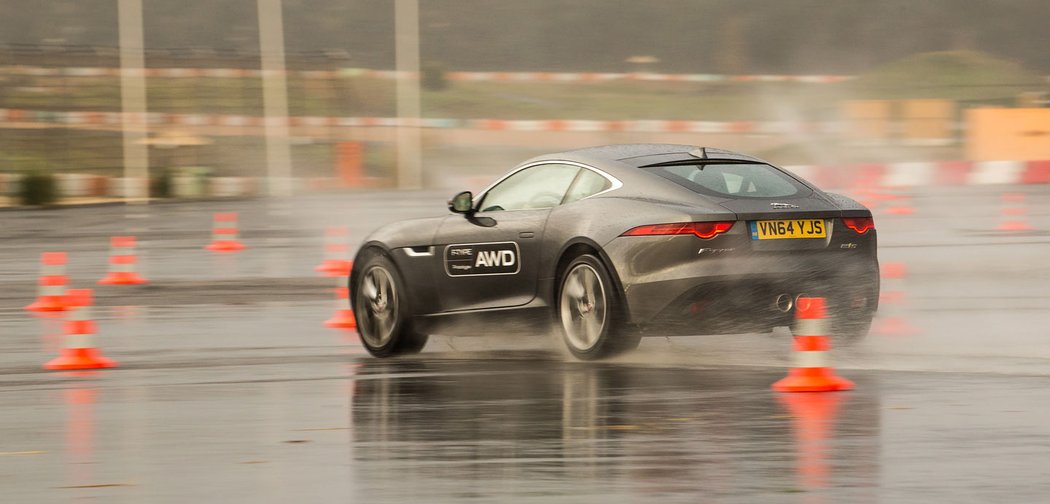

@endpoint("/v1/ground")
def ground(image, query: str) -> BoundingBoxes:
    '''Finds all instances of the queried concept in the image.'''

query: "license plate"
[750,219,826,240]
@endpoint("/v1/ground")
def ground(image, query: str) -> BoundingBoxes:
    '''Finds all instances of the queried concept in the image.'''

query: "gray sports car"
[350,144,879,359]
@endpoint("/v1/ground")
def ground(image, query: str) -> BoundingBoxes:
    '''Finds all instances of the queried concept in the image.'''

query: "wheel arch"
[350,242,429,356]
[552,238,631,319]
[349,242,398,303]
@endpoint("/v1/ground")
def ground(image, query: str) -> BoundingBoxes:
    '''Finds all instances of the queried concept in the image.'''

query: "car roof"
[558,144,768,168]
[510,144,788,203]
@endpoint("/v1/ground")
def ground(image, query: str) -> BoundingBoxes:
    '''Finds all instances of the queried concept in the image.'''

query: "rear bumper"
[627,272,879,335]
[604,233,879,331]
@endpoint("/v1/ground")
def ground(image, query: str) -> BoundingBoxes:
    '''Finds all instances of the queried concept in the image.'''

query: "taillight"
[621,221,735,239]
[842,217,874,234]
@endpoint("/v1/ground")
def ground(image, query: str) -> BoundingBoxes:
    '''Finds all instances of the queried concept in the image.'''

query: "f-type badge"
[698,248,735,255]
[444,242,521,277]
[770,202,800,209]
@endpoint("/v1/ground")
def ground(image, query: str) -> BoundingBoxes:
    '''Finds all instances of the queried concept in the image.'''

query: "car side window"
[479,164,580,212]
[562,168,611,204]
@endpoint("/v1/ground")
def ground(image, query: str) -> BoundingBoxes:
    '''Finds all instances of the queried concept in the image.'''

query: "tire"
[830,283,878,345]
[832,312,873,345]
[557,254,639,360]
[353,253,428,357]
[790,292,874,346]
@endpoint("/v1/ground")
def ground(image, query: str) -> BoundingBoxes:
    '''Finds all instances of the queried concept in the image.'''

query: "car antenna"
[688,147,708,169]
[689,147,707,159]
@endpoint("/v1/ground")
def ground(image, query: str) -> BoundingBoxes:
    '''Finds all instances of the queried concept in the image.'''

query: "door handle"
[519,232,535,239]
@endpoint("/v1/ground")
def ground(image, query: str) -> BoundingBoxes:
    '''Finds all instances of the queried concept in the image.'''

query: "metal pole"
[118,0,149,202]
[257,0,293,197]
[395,0,423,189]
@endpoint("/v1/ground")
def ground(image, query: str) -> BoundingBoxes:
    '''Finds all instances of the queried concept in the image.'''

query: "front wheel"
[353,254,428,357]
[557,254,639,360]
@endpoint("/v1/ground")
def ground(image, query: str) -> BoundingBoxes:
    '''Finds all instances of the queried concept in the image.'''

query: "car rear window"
[643,162,806,198]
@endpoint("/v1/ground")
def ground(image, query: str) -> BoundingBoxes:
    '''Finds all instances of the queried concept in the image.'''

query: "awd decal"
[444,242,521,277]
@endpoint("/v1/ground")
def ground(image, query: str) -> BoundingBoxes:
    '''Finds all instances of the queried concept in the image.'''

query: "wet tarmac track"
[2,186,1050,502]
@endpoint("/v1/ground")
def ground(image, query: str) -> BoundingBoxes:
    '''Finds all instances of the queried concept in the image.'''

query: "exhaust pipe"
[774,293,794,313]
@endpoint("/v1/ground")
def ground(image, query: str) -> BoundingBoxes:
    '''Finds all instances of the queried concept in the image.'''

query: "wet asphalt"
[1,185,1050,503]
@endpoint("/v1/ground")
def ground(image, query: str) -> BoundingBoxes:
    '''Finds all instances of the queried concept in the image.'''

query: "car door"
[434,163,581,312]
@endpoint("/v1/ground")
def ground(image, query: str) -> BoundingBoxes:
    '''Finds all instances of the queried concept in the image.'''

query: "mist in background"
[3,0,1049,73]
[0,0,1047,198]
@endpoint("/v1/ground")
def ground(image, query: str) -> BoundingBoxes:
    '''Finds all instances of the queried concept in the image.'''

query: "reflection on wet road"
[350,358,879,502]
[5,346,1050,502]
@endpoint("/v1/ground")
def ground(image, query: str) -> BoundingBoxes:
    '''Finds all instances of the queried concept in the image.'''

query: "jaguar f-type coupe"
[350,144,879,359]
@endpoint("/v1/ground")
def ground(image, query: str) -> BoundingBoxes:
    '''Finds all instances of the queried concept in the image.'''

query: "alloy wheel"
[560,263,608,352]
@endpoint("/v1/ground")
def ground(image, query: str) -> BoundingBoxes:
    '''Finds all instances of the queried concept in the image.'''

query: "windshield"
[643,162,808,199]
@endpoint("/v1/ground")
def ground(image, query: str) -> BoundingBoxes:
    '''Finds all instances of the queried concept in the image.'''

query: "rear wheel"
[789,290,874,345]
[830,284,877,345]
[557,254,639,360]
[832,312,874,344]
[354,254,428,357]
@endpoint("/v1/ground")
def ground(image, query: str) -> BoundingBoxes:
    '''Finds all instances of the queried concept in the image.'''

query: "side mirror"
[448,191,474,214]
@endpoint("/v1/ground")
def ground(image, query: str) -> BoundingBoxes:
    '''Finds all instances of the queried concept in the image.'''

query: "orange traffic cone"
[997,193,1034,232]
[315,226,353,277]
[324,279,357,329]
[44,289,117,370]
[26,252,70,312]
[98,236,148,285]
[874,262,919,336]
[206,212,246,252]
[773,297,854,392]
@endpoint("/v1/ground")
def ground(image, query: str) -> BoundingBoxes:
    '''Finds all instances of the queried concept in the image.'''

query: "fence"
[2,44,1044,188]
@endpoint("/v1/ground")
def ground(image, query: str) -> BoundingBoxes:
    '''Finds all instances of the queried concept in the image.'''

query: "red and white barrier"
[55,174,97,197]
[1,157,1049,208]
[108,177,149,199]
[0,65,859,84]
[209,177,256,197]
[785,160,1050,189]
